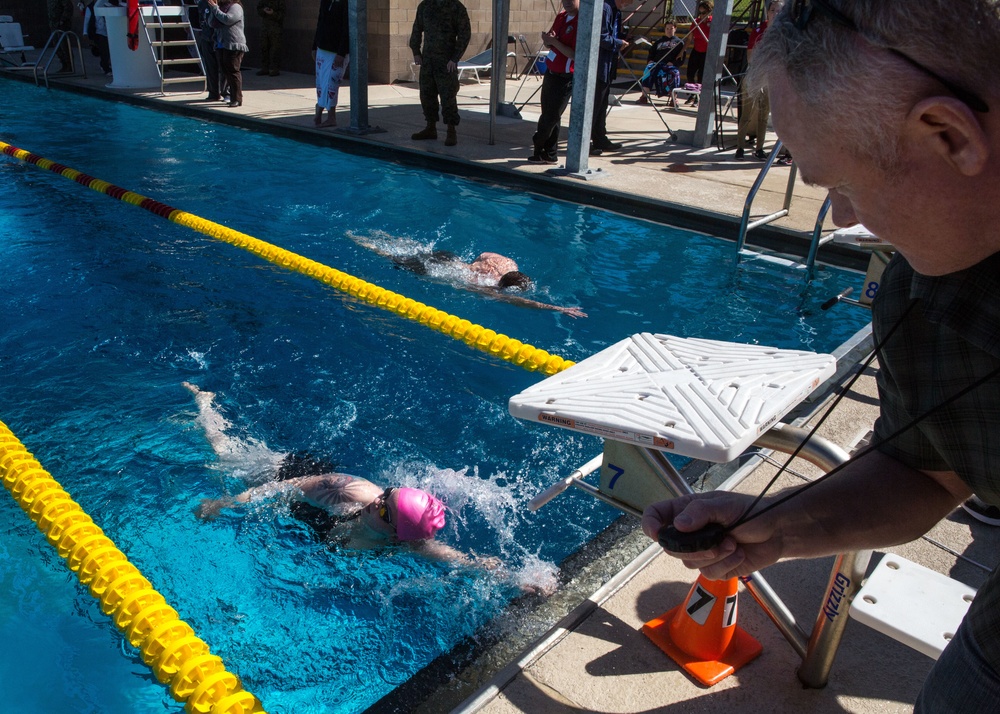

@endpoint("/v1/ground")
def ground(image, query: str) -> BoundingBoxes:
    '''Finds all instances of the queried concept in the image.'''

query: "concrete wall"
[4,0,663,84]
[243,0,559,84]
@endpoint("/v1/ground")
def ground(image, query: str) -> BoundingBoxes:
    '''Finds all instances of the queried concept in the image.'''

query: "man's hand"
[641,492,783,581]
[412,53,422,66]
[334,54,345,68]
[558,306,588,318]
[446,60,457,73]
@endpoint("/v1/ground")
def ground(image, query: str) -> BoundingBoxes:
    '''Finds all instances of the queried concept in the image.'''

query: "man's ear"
[907,97,990,177]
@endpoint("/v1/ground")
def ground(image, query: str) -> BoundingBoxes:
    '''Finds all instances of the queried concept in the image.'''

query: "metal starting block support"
[511,333,872,687]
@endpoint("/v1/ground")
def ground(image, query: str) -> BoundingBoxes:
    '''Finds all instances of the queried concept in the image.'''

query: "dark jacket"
[313,0,350,55]
[596,0,624,83]
[257,0,284,25]
[408,0,471,64]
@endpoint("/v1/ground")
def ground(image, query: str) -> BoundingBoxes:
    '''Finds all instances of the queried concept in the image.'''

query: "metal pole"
[561,0,603,178]
[343,0,384,135]
[489,0,514,143]
[692,0,733,147]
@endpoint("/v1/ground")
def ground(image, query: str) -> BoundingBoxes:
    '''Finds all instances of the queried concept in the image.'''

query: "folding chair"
[456,48,514,84]
[0,16,36,69]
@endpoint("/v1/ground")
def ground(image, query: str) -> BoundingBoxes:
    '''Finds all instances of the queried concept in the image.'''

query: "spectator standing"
[735,1,782,160]
[642,1,1000,710]
[47,0,74,73]
[684,0,712,85]
[255,0,284,76]
[206,0,248,108]
[591,0,629,155]
[408,0,471,147]
[637,18,685,104]
[528,0,580,164]
[312,0,350,128]
[196,0,224,101]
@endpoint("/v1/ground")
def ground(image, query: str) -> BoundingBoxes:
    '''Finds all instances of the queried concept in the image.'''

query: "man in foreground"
[642,2,999,710]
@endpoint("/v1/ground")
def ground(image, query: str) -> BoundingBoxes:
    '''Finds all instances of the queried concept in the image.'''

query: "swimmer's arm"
[196,479,303,519]
[410,540,504,571]
[195,474,367,519]
[345,232,396,260]
[466,286,588,318]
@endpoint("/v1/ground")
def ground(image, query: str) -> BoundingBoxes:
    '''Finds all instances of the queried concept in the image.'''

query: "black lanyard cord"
[731,360,1000,530]
[731,300,918,528]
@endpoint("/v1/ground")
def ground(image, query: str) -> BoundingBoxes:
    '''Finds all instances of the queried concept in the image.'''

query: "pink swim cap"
[393,487,446,541]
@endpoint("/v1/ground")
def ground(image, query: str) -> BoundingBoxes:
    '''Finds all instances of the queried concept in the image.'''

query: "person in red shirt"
[684,0,713,84]
[528,0,580,164]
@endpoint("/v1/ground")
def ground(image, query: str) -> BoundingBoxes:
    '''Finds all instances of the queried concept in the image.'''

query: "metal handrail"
[735,139,838,276]
[32,30,86,88]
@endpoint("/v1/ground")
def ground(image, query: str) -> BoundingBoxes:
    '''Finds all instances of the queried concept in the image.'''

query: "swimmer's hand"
[558,306,587,318]
[195,497,230,520]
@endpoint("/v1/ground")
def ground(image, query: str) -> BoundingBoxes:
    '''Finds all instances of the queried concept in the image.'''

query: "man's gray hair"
[749,0,999,169]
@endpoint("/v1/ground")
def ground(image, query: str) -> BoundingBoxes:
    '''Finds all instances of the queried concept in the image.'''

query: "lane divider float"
[0,421,267,714]
[0,140,574,376]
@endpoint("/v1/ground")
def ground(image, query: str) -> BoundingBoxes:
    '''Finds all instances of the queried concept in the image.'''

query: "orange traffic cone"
[642,574,762,686]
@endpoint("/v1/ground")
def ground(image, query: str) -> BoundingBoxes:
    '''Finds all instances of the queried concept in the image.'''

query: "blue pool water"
[0,78,869,713]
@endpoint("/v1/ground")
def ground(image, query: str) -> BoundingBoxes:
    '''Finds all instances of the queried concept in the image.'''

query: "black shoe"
[204,94,221,101]
[963,497,1000,526]
[227,100,242,107]
[753,149,767,160]
[734,148,745,160]
[269,70,280,77]
[256,69,269,76]
[528,153,557,164]
[589,146,604,157]
[593,139,622,152]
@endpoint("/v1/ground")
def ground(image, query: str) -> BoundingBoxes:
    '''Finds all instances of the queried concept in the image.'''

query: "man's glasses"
[789,0,989,113]
[376,488,395,526]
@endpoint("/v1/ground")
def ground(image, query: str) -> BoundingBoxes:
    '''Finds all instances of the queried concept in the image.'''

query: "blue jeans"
[915,619,1000,713]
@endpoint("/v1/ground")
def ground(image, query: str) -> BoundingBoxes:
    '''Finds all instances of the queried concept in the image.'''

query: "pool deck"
[6,58,999,714]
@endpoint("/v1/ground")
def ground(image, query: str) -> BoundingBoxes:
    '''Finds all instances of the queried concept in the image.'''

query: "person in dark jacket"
[408,0,471,147]
[591,0,629,155]
[47,0,74,72]
[255,0,285,76]
[196,0,224,100]
[312,0,350,127]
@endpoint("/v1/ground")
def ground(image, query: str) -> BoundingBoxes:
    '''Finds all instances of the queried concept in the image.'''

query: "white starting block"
[509,333,836,463]
[850,554,976,660]
[827,225,895,306]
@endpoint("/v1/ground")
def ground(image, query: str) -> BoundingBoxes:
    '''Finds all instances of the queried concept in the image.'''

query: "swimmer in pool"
[348,232,587,318]
[186,383,496,567]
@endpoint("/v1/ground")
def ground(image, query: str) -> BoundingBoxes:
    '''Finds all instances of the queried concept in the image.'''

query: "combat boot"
[412,122,437,140]
[444,125,457,147]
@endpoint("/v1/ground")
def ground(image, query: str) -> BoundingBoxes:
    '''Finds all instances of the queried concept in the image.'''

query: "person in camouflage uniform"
[47,0,74,72]
[255,0,284,76]
[408,0,471,147]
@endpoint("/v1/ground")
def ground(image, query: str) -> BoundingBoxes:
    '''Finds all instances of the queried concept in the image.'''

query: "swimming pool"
[0,77,871,713]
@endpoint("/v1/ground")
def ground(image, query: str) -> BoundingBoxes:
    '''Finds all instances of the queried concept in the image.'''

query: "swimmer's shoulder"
[297,473,379,507]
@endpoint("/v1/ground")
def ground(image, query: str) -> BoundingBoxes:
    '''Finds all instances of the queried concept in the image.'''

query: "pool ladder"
[33,30,86,88]
[735,139,835,277]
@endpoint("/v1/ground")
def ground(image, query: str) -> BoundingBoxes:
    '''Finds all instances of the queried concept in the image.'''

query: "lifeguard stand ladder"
[509,332,869,687]
[141,2,207,96]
